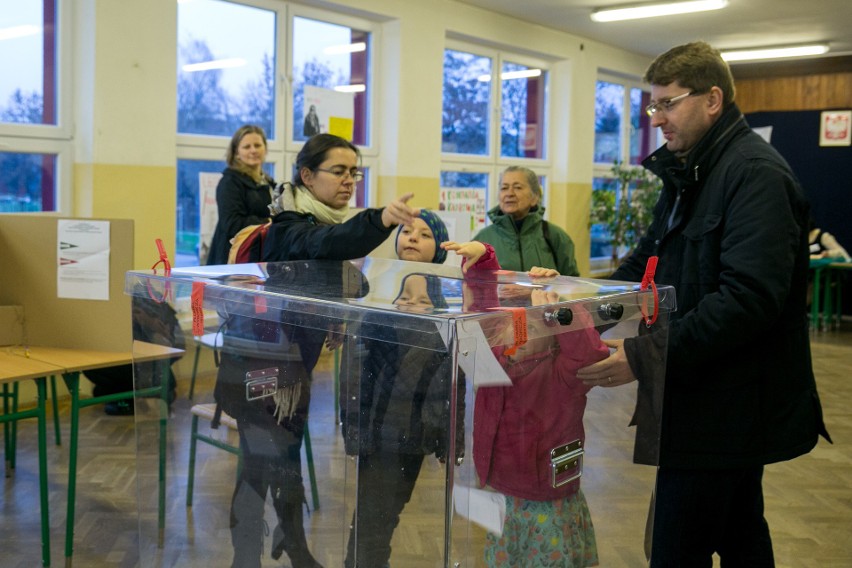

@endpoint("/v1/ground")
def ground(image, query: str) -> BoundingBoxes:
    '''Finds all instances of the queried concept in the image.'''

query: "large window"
[441,42,550,227]
[175,1,377,266]
[591,75,659,265]
[177,0,276,138]
[0,0,70,212]
[291,16,371,146]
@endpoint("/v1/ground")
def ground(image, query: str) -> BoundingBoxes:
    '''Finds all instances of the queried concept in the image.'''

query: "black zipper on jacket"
[513,221,525,269]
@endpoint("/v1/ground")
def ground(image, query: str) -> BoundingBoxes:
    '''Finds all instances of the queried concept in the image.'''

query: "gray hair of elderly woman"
[501,166,542,201]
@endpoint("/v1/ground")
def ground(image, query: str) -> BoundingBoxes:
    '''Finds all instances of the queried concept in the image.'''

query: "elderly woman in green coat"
[474,166,579,276]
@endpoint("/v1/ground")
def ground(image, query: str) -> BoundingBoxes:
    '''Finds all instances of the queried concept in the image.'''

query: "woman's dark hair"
[293,133,361,186]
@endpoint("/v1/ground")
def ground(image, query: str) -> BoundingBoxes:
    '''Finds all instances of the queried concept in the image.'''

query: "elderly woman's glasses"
[316,167,364,182]
[645,91,697,117]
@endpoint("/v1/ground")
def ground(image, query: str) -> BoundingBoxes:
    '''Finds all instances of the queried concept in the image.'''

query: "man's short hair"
[644,41,736,107]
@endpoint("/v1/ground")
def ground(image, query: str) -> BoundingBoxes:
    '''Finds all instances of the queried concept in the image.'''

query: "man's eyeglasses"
[316,167,364,182]
[645,91,697,118]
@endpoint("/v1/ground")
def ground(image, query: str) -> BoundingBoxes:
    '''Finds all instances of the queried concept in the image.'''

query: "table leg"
[35,377,51,568]
[811,267,822,331]
[3,383,9,477]
[51,375,62,446]
[62,371,81,568]
[333,347,340,423]
[158,361,168,548]
[189,343,201,400]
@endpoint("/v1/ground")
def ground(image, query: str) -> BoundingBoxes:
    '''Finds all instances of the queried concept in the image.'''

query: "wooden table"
[22,342,183,568]
[0,348,65,567]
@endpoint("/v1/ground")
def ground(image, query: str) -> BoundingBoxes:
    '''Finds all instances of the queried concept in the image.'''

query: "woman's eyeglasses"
[316,167,364,182]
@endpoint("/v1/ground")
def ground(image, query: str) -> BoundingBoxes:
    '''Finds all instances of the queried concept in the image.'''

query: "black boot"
[230,481,265,568]
[271,487,323,568]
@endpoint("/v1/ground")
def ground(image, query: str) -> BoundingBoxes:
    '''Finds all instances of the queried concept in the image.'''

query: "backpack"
[228,221,271,264]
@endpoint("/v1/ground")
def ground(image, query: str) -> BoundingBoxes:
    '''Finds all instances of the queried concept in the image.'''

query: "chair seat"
[196,333,223,349]
[190,402,237,430]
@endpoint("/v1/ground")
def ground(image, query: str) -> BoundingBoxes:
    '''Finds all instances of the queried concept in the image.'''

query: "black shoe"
[104,400,134,416]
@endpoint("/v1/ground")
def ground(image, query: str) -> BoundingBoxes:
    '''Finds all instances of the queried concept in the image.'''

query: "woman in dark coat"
[215,133,419,568]
[206,124,274,265]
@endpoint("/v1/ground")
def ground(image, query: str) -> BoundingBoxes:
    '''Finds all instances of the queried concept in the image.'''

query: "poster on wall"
[198,171,223,265]
[57,219,110,300]
[303,85,355,141]
[819,110,851,147]
[439,187,487,234]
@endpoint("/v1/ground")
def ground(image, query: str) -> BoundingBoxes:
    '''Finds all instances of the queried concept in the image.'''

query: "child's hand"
[441,241,486,272]
[530,289,560,306]
[529,266,559,278]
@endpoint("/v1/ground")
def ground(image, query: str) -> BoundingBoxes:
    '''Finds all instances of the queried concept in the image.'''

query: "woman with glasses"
[219,133,418,568]
[264,133,415,259]
[206,124,275,265]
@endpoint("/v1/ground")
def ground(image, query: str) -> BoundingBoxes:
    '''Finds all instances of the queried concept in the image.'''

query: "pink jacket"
[465,247,609,501]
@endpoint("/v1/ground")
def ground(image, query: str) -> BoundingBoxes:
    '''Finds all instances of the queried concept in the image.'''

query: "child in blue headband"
[394,208,449,264]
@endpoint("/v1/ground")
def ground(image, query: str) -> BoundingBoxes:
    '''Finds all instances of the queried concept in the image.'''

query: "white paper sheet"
[455,321,512,387]
[57,219,110,300]
[453,484,507,536]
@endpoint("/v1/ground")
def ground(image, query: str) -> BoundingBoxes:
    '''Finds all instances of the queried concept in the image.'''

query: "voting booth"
[127,258,675,567]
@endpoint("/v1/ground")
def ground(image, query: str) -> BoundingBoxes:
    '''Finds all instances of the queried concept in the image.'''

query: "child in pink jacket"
[444,240,609,568]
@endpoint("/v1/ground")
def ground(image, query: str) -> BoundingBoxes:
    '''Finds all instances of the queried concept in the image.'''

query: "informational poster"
[439,186,488,234]
[303,85,355,141]
[57,219,110,300]
[199,171,223,265]
[820,110,852,147]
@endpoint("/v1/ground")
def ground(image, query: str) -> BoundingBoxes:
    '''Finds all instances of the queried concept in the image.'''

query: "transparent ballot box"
[126,258,675,568]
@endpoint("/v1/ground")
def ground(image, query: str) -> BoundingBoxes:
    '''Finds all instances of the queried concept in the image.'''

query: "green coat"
[474,205,579,276]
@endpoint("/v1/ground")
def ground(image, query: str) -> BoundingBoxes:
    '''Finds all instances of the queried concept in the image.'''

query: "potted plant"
[589,161,662,269]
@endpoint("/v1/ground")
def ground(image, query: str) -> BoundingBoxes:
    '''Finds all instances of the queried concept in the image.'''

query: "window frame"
[441,39,552,223]
[0,0,73,213]
[174,0,286,154]
[590,72,659,271]
[174,1,381,265]
[285,4,380,159]
[593,72,658,178]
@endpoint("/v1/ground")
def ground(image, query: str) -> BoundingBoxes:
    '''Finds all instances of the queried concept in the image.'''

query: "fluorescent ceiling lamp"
[0,25,41,41]
[182,58,247,72]
[721,44,829,62]
[334,84,366,93]
[324,42,367,55]
[591,0,727,22]
[477,68,542,82]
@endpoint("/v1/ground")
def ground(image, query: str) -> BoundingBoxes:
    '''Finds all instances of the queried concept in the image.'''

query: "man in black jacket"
[577,41,830,566]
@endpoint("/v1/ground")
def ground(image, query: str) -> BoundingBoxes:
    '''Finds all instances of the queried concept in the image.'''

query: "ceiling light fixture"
[477,69,542,82]
[721,44,830,62]
[334,84,366,93]
[182,58,247,72]
[0,25,41,41]
[323,42,367,55]
[591,0,728,22]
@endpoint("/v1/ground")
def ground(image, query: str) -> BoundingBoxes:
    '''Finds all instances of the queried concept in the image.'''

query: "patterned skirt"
[484,489,598,567]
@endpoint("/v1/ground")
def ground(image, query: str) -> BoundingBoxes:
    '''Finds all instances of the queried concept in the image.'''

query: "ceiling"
[457,0,852,74]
